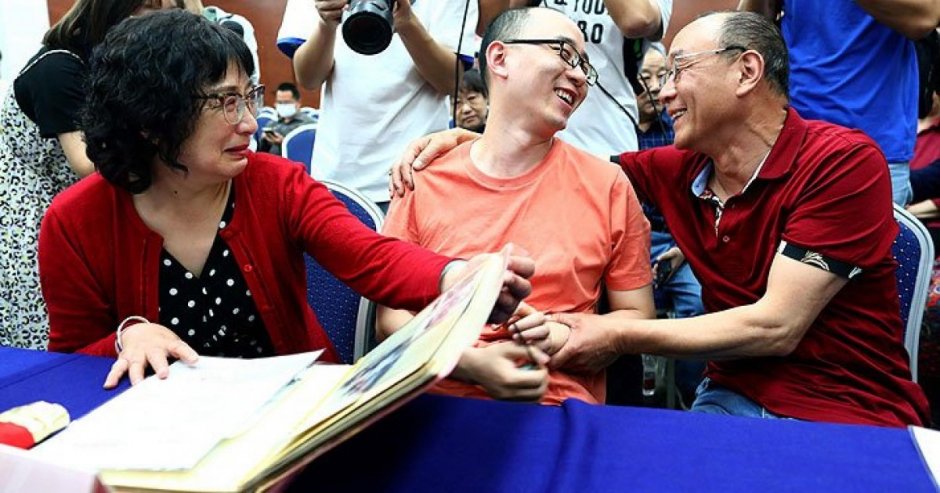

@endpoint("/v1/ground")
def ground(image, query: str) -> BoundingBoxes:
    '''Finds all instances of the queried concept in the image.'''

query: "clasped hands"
[508,304,622,374]
[455,303,619,402]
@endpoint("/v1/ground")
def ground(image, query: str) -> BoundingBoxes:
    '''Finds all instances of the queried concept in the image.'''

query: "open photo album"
[33,250,511,492]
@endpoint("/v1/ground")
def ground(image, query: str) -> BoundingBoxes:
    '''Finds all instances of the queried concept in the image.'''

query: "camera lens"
[342,0,394,55]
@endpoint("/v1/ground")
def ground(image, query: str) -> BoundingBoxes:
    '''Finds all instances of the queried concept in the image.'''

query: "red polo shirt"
[619,107,929,427]
[912,119,940,170]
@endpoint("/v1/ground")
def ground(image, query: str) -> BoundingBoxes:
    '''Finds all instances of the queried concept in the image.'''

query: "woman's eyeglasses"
[196,85,265,125]
[503,38,598,86]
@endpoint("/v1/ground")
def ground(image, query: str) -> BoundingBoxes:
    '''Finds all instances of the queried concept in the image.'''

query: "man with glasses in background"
[607,43,707,407]
[377,7,654,404]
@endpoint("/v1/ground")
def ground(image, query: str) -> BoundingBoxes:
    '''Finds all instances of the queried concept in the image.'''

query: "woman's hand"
[441,247,535,326]
[454,343,550,401]
[389,128,481,197]
[104,323,199,389]
[653,246,685,287]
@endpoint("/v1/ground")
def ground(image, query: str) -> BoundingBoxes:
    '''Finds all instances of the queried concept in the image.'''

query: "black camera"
[342,0,395,55]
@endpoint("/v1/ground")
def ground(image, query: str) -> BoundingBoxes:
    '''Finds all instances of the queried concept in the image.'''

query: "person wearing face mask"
[258,82,315,157]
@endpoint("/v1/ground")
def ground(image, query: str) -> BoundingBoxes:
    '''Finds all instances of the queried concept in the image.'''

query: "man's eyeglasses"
[660,45,747,87]
[503,38,598,86]
[196,85,265,125]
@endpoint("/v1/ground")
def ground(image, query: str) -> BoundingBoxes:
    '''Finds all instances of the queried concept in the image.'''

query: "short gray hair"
[715,11,789,96]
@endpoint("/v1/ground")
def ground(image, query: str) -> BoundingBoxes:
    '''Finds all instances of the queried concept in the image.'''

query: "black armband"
[777,241,862,279]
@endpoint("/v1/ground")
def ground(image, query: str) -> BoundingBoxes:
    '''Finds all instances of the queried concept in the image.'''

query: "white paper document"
[35,351,322,471]
[911,426,940,489]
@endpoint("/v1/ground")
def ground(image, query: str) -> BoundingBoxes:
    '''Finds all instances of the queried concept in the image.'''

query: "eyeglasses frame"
[195,84,266,125]
[502,38,598,86]
[660,45,748,88]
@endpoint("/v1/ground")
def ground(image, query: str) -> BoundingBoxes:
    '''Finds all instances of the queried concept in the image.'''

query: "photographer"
[289,0,478,211]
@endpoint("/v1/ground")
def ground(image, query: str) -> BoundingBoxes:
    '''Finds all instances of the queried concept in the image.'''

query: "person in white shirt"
[522,0,672,158]
[183,1,261,84]
[284,0,478,210]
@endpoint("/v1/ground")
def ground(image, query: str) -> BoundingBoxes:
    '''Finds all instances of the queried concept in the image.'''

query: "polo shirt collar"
[691,162,712,196]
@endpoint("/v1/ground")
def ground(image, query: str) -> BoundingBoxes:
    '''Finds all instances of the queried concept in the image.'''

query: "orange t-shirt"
[383,139,651,404]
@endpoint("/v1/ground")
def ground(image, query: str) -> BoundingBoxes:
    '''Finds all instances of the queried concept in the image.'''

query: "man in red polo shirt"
[553,11,929,426]
[390,11,930,427]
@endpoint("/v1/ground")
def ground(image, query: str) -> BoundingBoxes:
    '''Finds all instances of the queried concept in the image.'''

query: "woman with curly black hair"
[0,0,179,350]
[38,10,532,388]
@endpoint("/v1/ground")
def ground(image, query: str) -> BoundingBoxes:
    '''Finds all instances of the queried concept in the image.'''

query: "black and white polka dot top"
[158,187,275,358]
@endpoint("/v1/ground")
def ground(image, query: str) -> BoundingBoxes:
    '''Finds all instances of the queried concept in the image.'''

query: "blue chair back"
[306,180,384,363]
[892,204,934,382]
[282,123,317,174]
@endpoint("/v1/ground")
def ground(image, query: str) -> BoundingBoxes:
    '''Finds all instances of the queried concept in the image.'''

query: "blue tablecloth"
[0,347,934,492]
[0,347,130,419]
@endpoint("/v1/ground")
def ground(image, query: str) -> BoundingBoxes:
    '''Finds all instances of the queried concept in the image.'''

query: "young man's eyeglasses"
[196,85,266,125]
[503,38,598,86]
[660,46,747,87]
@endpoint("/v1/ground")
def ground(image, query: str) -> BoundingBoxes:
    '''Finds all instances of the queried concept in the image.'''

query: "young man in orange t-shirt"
[377,7,654,405]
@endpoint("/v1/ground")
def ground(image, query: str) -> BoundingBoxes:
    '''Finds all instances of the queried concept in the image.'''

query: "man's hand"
[548,312,623,373]
[509,303,571,356]
[262,130,284,145]
[652,246,685,285]
[456,343,550,401]
[392,0,418,28]
[104,323,199,389]
[389,128,480,197]
[315,0,348,28]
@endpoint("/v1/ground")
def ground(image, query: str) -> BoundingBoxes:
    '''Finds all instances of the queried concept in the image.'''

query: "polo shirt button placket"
[722,235,731,243]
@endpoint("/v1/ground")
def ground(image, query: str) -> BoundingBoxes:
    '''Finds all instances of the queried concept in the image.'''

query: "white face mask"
[276,103,298,119]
